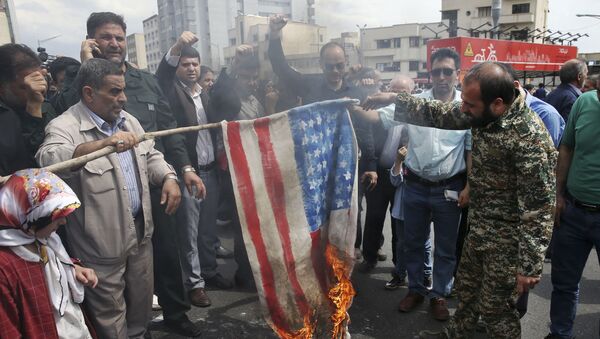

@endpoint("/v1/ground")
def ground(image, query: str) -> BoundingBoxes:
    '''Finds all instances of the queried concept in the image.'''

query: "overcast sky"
[13,0,600,60]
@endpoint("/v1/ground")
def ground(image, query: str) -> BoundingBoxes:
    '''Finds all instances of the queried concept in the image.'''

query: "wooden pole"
[0,122,222,185]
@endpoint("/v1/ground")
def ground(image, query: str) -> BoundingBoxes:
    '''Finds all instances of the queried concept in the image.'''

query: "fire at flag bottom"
[222,99,359,338]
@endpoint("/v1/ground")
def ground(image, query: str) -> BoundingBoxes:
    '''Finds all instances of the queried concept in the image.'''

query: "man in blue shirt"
[544,59,588,121]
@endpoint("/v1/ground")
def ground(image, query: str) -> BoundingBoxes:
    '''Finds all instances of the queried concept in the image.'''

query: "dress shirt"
[165,51,215,166]
[524,91,565,147]
[379,89,471,182]
[85,106,141,216]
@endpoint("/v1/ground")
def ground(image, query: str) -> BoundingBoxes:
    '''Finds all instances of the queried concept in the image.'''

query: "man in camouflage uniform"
[364,62,556,338]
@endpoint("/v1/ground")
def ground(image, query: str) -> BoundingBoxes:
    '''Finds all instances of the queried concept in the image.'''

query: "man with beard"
[51,12,203,337]
[364,62,556,338]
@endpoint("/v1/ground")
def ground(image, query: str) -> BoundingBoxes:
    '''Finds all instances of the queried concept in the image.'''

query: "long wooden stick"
[0,122,222,184]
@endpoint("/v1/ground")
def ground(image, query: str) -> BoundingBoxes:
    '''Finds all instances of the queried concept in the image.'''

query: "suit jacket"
[544,83,582,121]
[156,57,219,172]
[36,101,173,264]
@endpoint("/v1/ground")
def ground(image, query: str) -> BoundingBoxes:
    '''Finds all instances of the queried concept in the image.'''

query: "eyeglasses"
[430,68,455,77]
[324,62,346,72]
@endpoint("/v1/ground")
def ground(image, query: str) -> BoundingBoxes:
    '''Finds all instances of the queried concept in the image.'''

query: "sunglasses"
[324,62,346,72]
[430,68,455,77]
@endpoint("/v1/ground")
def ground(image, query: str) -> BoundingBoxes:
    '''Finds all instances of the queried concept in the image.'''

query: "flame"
[273,311,315,339]
[325,244,356,339]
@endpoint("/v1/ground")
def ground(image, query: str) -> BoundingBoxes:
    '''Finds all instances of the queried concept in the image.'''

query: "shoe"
[163,316,202,337]
[430,297,450,321]
[385,276,407,290]
[205,273,234,289]
[215,245,234,259]
[358,260,377,273]
[189,288,211,307]
[354,248,363,261]
[377,248,387,261]
[398,291,425,312]
[419,330,449,339]
[424,275,433,290]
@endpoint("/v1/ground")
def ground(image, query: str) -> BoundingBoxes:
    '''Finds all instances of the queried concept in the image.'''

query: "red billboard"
[427,37,578,72]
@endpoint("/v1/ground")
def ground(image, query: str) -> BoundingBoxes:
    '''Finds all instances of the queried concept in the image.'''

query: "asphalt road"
[152,213,600,339]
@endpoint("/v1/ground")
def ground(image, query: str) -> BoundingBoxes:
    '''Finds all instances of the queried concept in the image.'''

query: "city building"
[0,0,18,44]
[222,14,326,78]
[156,0,314,70]
[331,32,360,67]
[126,33,148,70]
[441,0,549,42]
[143,14,161,73]
[359,22,448,82]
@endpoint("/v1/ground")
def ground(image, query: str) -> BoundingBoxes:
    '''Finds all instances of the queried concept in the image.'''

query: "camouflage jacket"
[394,92,557,277]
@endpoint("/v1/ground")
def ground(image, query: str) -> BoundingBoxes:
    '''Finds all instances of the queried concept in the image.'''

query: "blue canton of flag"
[288,101,357,232]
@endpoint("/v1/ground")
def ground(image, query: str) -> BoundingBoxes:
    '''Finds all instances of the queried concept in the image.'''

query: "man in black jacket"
[51,12,203,337]
[156,32,234,307]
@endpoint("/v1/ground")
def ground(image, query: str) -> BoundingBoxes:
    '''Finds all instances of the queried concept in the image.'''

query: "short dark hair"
[463,62,515,107]
[430,48,460,70]
[559,59,587,84]
[200,65,214,78]
[86,12,127,37]
[48,56,81,82]
[319,41,346,60]
[523,83,535,91]
[180,46,200,60]
[74,58,123,97]
[0,43,41,84]
[538,83,545,88]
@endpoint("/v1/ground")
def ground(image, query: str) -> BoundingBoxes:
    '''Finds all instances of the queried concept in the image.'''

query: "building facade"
[223,14,326,78]
[126,33,148,70]
[143,14,161,73]
[0,0,18,44]
[156,0,314,70]
[359,22,448,82]
[441,0,549,42]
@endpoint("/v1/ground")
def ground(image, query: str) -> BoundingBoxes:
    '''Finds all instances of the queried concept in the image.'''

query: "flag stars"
[308,119,315,128]
[344,171,352,180]
[316,116,322,125]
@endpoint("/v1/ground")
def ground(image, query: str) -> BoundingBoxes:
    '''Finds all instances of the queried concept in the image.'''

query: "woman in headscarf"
[0,168,98,339]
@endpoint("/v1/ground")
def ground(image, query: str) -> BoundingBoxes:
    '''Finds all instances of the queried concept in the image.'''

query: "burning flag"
[222,99,358,338]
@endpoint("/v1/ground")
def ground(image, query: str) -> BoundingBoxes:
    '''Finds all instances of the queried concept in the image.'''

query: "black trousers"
[150,187,191,321]
[362,167,397,263]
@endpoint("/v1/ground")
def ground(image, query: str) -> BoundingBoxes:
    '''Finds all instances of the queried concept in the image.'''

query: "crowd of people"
[0,10,597,339]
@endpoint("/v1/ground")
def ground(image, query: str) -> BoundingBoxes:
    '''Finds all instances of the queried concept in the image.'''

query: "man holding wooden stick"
[37,58,180,339]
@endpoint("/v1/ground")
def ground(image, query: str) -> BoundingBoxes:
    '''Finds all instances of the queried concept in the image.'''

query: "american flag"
[222,99,358,338]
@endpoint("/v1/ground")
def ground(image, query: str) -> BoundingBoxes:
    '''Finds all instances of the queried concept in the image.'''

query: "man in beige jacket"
[37,58,181,339]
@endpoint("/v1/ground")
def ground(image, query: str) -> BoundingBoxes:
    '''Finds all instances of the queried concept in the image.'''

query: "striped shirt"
[85,107,141,217]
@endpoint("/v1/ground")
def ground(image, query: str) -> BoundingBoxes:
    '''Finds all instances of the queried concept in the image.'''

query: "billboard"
[427,37,578,72]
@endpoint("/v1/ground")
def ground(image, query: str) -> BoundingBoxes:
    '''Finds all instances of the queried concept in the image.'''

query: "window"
[441,10,458,37]
[409,37,420,48]
[478,6,492,17]
[510,29,528,41]
[422,38,430,45]
[409,61,419,71]
[392,62,401,72]
[512,3,530,14]
[376,39,391,49]
[393,38,401,48]
[422,62,427,69]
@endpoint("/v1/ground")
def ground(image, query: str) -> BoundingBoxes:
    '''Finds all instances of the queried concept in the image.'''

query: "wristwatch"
[164,173,180,184]
[182,166,196,174]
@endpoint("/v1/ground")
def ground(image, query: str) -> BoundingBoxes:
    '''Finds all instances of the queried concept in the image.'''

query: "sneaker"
[430,297,450,321]
[385,276,407,290]
[424,275,433,290]
[377,248,387,261]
